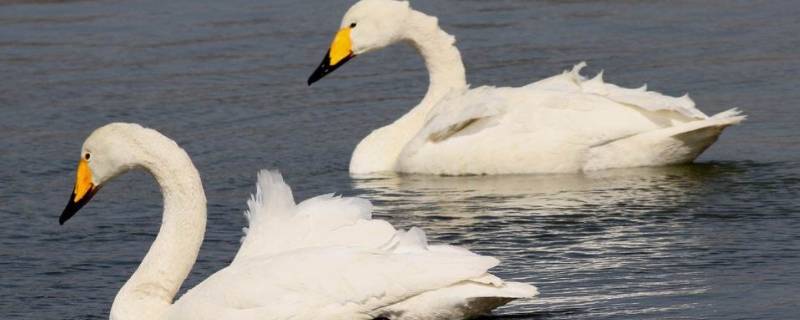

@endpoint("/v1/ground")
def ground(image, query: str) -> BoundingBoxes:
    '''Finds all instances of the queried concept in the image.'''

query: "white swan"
[307,0,745,175]
[59,123,537,320]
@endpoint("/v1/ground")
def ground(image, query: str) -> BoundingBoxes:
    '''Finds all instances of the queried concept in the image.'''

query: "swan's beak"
[308,27,355,85]
[60,159,99,225]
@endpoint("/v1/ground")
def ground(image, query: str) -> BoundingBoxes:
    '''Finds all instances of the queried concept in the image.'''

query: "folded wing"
[170,171,536,320]
[420,62,717,146]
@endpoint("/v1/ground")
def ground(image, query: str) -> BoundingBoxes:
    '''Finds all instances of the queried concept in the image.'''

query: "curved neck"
[111,137,206,320]
[400,10,468,122]
[350,10,468,174]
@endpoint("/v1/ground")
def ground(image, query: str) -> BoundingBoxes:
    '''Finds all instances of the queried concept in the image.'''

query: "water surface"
[1,0,799,319]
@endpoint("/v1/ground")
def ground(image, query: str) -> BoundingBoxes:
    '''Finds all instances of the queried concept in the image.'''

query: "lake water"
[1,0,799,319]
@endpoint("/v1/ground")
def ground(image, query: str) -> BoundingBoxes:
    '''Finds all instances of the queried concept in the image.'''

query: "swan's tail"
[709,107,747,122]
[584,108,745,171]
[380,278,537,319]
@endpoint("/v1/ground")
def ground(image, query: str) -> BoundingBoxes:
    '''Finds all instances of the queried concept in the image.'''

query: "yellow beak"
[329,27,353,66]
[308,27,355,85]
[60,159,99,224]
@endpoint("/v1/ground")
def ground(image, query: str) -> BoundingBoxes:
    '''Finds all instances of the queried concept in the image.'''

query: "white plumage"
[309,0,745,175]
[174,170,535,320]
[63,123,536,320]
[396,63,745,175]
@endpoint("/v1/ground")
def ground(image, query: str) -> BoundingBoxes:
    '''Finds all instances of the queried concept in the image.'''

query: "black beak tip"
[307,50,354,87]
[60,187,98,225]
[307,73,323,86]
[307,62,328,86]
[60,203,78,225]
[59,209,73,225]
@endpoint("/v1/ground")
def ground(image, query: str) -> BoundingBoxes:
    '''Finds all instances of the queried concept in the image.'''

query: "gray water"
[1,0,799,319]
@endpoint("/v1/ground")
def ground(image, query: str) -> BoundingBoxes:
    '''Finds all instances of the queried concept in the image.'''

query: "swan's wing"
[421,62,710,145]
[234,170,397,262]
[171,228,535,320]
[421,86,508,144]
[529,62,709,119]
[173,172,537,319]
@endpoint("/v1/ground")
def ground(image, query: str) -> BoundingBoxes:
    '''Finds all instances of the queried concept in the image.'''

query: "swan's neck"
[111,138,206,320]
[401,10,467,123]
[350,11,467,174]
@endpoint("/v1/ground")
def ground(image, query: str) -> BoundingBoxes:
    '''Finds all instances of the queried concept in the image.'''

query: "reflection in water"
[352,164,750,318]
[353,164,724,226]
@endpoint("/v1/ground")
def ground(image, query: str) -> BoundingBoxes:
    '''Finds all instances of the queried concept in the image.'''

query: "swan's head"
[307,0,412,85]
[60,123,161,224]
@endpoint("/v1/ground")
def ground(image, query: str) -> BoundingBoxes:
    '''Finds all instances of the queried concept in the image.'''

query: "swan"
[307,0,746,175]
[59,123,537,320]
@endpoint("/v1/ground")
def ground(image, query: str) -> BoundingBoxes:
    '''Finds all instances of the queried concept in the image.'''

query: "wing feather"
[235,170,396,262]
[420,62,711,146]
[536,62,709,119]
[168,171,535,320]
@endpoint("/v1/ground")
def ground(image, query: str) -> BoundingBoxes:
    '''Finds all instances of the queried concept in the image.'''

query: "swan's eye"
[84,153,91,160]
[350,22,357,28]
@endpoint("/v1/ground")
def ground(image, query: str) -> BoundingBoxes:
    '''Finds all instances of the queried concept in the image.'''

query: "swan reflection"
[352,164,730,221]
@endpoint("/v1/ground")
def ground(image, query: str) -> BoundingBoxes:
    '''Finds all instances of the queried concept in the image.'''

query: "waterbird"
[59,122,537,320]
[308,0,745,175]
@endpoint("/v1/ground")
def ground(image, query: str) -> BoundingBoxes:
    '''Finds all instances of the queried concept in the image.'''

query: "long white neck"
[403,10,468,117]
[110,136,206,320]
[350,10,468,174]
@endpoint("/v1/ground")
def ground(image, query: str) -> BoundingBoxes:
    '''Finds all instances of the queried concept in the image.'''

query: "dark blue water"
[1,0,799,319]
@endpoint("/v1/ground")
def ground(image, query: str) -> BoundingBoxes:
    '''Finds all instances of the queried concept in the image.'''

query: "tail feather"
[709,107,746,123]
[380,280,537,319]
[585,110,745,171]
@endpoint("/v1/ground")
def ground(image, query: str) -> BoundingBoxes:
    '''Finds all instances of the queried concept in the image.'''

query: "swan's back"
[168,171,536,320]
[396,63,744,174]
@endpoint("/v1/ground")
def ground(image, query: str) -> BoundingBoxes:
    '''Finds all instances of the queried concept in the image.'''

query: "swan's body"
[59,123,537,320]
[308,0,745,175]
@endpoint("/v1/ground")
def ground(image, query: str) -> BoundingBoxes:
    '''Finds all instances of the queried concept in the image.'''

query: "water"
[1,0,799,319]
